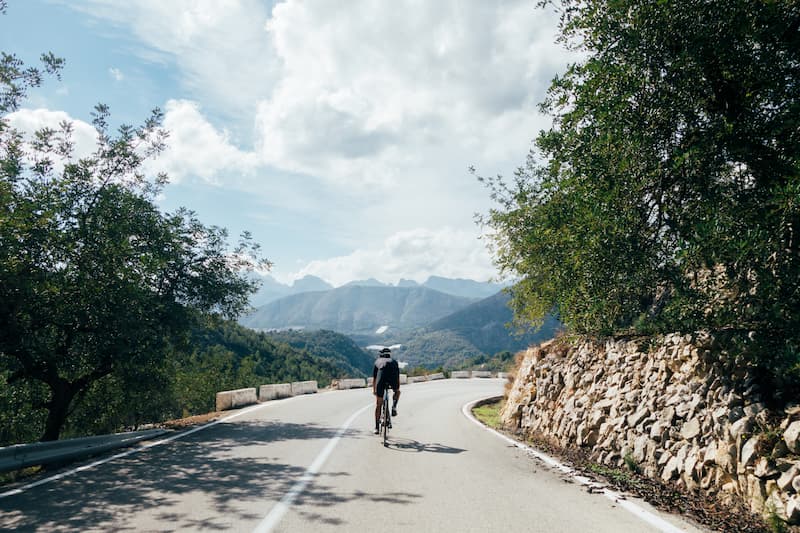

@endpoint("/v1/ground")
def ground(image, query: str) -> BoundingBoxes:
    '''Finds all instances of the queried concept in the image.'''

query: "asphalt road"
[0,379,707,532]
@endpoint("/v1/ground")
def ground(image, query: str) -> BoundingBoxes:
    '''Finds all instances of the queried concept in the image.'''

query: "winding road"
[0,379,706,532]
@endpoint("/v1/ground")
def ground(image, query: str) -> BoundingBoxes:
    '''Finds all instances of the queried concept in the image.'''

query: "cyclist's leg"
[374,382,385,432]
[391,385,400,416]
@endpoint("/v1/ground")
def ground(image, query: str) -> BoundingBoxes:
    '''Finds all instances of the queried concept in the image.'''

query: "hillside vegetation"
[481,0,800,401]
[0,320,363,446]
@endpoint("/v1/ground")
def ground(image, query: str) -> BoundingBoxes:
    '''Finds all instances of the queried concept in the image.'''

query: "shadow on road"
[0,418,414,531]
[386,438,466,454]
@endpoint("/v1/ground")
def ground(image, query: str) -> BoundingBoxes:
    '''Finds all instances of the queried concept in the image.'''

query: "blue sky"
[1,0,574,286]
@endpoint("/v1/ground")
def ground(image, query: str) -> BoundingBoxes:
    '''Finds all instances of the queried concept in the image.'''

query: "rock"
[747,474,766,514]
[795,475,800,493]
[754,458,780,479]
[716,442,737,472]
[662,456,680,482]
[787,496,800,525]
[784,420,800,453]
[744,402,764,417]
[681,418,702,440]
[703,441,718,465]
[778,465,800,492]
[627,407,649,428]
[740,435,761,469]
[633,434,649,463]
[729,415,754,440]
[650,420,669,442]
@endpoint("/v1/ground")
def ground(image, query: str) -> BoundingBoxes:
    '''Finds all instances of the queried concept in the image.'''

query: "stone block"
[258,383,291,401]
[215,388,258,411]
[778,465,799,491]
[450,371,471,378]
[338,378,367,390]
[290,381,318,395]
[784,420,800,453]
[681,418,701,440]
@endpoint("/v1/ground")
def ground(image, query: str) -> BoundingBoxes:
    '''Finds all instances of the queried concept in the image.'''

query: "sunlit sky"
[2,0,575,286]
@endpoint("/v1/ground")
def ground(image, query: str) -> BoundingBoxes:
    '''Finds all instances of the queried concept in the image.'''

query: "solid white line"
[462,398,690,533]
[0,397,302,500]
[252,403,372,533]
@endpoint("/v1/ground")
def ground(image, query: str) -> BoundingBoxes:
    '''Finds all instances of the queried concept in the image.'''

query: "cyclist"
[373,347,401,434]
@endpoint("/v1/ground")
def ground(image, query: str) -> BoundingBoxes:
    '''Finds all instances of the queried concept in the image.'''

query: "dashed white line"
[462,397,691,533]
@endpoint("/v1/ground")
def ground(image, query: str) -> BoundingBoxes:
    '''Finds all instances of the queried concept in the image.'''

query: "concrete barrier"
[428,372,445,380]
[471,371,492,378]
[400,374,408,384]
[451,371,471,379]
[497,372,510,379]
[259,383,292,401]
[291,381,318,395]
[216,388,258,411]
[407,375,428,383]
[338,378,367,390]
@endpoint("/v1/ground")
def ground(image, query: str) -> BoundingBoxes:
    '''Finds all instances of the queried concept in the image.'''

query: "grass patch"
[472,399,504,429]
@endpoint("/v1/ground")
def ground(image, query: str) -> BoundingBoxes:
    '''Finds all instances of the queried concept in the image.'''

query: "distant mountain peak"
[292,275,333,292]
[344,278,387,287]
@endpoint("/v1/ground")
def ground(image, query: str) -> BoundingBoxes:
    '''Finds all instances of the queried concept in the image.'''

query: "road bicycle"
[379,387,392,446]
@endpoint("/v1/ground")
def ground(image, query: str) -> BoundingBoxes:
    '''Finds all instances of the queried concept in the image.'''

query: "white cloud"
[108,67,124,81]
[63,0,278,117]
[288,227,496,287]
[54,1,575,283]
[149,99,259,182]
[5,108,99,160]
[254,0,569,187]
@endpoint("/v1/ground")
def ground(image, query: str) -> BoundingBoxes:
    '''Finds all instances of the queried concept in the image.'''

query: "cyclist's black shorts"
[375,379,399,397]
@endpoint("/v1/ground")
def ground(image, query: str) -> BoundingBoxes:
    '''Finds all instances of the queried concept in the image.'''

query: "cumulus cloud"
[4,108,99,160]
[289,227,496,287]
[52,1,576,282]
[254,0,569,187]
[149,99,260,182]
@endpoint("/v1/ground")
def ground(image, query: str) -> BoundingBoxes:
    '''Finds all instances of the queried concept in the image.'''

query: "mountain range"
[241,285,475,334]
[248,274,506,307]
[240,276,561,369]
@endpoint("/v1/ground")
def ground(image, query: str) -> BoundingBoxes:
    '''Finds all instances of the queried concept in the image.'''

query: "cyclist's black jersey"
[373,357,400,388]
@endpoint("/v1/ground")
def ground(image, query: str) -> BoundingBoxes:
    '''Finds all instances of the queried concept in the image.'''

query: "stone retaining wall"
[502,333,800,524]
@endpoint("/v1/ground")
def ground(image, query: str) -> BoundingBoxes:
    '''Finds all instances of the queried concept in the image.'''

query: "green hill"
[260,329,374,376]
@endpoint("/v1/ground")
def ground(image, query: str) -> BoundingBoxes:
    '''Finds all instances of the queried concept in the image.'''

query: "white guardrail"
[0,371,508,474]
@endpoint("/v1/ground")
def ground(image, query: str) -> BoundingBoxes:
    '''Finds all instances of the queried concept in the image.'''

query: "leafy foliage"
[0,319,363,445]
[0,18,269,440]
[481,0,800,399]
[261,329,374,376]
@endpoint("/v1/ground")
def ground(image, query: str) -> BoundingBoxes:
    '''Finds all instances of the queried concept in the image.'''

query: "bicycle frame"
[381,387,391,446]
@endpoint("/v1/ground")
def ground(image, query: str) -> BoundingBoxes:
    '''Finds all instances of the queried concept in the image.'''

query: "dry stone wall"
[501,333,800,524]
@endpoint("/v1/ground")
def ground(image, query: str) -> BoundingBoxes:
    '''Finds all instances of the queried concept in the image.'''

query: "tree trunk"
[41,379,76,442]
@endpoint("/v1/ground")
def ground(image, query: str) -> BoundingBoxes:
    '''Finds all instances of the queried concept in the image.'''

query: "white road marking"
[0,397,302,499]
[462,397,691,533]
[253,403,372,533]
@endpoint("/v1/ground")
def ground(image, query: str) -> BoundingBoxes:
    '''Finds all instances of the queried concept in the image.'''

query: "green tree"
[0,24,268,440]
[481,0,800,394]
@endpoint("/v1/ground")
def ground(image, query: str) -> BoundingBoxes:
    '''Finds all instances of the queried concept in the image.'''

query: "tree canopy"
[0,36,267,440]
[481,0,800,396]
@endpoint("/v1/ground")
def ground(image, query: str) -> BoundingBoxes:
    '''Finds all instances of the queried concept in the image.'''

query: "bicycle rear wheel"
[382,391,389,446]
